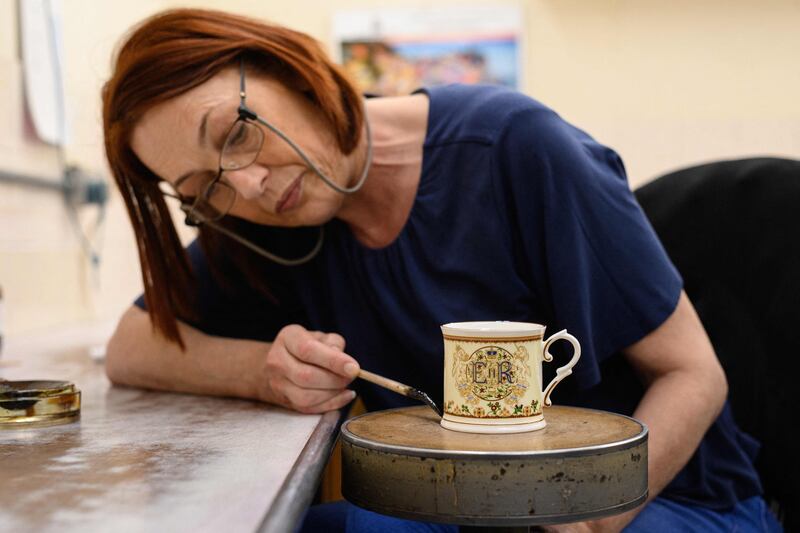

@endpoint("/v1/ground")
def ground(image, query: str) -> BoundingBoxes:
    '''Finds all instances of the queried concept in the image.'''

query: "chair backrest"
[635,157,800,531]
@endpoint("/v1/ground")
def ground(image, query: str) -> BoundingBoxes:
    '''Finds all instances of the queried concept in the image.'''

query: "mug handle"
[541,330,582,407]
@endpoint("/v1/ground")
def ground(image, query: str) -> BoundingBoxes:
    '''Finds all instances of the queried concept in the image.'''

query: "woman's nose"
[224,165,269,199]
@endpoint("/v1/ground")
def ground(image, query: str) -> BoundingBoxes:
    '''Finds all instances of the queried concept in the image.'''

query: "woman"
[102,9,776,533]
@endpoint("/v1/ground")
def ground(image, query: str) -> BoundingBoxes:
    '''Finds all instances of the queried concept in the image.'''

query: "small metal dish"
[0,380,81,428]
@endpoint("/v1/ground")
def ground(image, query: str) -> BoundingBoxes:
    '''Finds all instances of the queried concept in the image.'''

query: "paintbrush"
[357,369,442,417]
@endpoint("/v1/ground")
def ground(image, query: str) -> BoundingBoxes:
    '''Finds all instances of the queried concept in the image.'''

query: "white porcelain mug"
[440,321,581,434]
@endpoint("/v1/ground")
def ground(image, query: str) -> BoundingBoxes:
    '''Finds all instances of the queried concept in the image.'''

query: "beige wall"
[527,0,800,183]
[1,0,798,335]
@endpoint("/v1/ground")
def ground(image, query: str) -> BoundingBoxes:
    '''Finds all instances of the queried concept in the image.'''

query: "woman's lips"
[276,172,304,214]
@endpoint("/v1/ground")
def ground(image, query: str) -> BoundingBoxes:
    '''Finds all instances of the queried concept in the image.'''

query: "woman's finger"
[280,380,355,413]
[281,328,359,379]
[303,388,358,414]
[309,330,346,351]
[322,332,346,351]
[284,357,353,390]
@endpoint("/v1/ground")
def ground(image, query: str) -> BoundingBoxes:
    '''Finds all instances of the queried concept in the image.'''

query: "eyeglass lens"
[181,120,265,221]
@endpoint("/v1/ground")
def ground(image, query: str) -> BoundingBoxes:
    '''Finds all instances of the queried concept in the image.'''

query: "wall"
[527,0,800,183]
[0,0,798,336]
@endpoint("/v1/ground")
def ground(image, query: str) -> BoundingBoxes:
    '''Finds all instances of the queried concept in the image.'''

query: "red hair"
[103,8,364,347]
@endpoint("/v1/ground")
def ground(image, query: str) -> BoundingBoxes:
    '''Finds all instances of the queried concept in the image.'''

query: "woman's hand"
[258,324,361,413]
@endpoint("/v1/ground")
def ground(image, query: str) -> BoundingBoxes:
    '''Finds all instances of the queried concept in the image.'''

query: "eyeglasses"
[171,62,266,223]
[160,57,373,266]
[168,59,373,226]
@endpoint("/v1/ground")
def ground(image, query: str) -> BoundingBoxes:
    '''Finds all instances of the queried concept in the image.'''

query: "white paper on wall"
[19,0,67,147]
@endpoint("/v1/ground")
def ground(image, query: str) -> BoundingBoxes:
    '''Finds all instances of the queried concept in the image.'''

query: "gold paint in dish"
[0,380,81,429]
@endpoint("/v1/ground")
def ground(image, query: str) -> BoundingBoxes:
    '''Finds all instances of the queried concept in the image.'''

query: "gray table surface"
[0,321,340,533]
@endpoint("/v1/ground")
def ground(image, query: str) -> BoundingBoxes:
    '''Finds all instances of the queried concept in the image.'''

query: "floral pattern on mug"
[444,394,543,418]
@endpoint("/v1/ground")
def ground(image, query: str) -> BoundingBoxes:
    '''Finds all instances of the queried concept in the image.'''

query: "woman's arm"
[105,305,360,413]
[563,291,727,533]
[623,291,728,501]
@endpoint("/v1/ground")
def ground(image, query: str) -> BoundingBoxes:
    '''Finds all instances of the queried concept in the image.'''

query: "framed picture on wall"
[332,5,523,96]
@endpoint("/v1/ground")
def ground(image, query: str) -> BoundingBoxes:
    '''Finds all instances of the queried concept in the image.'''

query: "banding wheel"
[341,405,647,529]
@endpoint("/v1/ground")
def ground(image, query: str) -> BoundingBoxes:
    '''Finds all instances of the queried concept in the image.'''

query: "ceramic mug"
[440,321,581,434]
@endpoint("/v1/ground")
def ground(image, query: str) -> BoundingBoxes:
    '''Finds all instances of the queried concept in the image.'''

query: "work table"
[0,321,339,532]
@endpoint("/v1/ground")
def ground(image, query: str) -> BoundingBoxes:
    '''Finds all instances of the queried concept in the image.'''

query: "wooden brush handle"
[357,369,411,396]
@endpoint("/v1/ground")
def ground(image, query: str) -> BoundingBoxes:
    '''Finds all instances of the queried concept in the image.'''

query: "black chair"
[635,157,800,531]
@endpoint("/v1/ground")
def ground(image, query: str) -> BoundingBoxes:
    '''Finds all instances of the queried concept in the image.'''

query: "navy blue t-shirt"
[135,84,761,510]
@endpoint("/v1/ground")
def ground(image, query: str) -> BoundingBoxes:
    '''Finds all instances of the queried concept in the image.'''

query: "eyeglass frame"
[168,58,371,226]
[158,57,372,266]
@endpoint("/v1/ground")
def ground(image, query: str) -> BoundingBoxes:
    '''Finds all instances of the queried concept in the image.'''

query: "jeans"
[298,495,782,533]
[624,495,782,533]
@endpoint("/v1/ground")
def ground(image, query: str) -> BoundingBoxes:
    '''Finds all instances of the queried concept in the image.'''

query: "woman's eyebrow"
[173,105,221,185]
[198,109,211,147]
[171,109,214,185]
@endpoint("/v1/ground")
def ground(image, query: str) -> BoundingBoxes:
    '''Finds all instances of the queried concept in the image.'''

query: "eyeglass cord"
[183,204,326,267]
[249,112,372,195]
[174,111,372,267]
[238,52,373,196]
[195,112,372,266]
[174,58,374,266]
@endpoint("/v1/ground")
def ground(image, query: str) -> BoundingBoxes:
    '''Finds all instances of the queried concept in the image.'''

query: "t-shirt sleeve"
[496,106,683,389]
[133,239,288,342]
